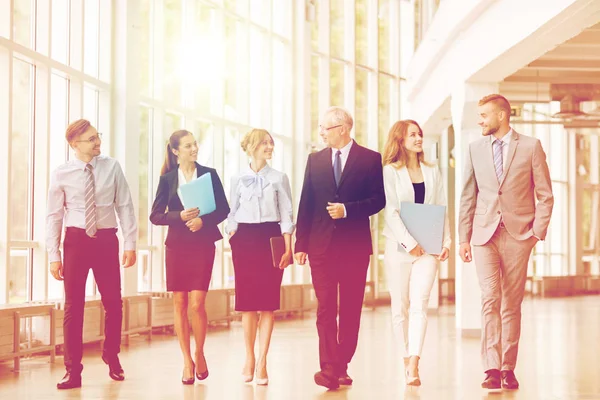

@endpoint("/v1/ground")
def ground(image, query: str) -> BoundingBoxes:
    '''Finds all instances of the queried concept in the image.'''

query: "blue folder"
[177,172,216,216]
[399,202,445,255]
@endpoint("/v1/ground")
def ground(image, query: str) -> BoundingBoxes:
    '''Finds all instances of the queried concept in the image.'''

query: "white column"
[293,0,312,284]
[0,45,11,303]
[451,81,498,337]
[112,0,141,296]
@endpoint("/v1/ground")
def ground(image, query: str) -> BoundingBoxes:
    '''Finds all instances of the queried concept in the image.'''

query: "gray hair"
[323,106,354,131]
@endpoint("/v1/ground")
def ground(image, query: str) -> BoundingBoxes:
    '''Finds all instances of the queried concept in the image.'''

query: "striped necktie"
[84,163,97,237]
[493,139,504,182]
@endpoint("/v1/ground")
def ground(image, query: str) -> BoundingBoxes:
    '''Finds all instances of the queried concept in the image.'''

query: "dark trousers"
[309,240,370,375]
[63,228,122,374]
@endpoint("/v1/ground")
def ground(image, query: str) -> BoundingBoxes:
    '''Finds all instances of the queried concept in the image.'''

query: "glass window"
[9,251,29,303]
[164,0,182,105]
[51,0,70,65]
[549,182,567,254]
[139,0,152,97]
[250,0,270,28]
[330,60,345,107]
[249,28,269,128]
[583,190,595,251]
[355,68,369,146]
[272,0,290,39]
[196,121,215,167]
[310,0,320,51]
[310,56,320,147]
[378,74,391,152]
[330,0,346,59]
[11,57,33,241]
[83,0,100,78]
[13,0,33,49]
[378,1,391,73]
[224,15,247,123]
[272,38,287,135]
[139,106,151,246]
[191,4,218,113]
[355,0,369,66]
[225,0,248,16]
[83,86,99,127]
[165,113,182,140]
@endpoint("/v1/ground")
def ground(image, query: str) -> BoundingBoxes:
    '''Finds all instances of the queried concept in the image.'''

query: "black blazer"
[295,141,385,257]
[149,163,230,247]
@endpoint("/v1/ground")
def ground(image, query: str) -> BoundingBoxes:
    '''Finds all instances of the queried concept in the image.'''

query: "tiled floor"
[1,296,599,399]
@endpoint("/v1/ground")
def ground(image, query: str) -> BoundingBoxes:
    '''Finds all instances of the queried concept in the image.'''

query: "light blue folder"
[177,172,216,216]
[399,202,445,255]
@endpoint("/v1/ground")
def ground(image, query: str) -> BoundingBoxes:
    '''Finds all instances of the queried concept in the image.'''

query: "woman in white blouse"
[226,128,294,385]
[382,120,451,386]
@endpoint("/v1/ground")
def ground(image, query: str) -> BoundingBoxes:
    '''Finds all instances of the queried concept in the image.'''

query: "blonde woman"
[226,129,294,385]
[382,120,451,386]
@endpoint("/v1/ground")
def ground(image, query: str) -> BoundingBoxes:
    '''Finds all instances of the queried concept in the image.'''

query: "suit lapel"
[499,131,519,188]
[337,141,359,189]
[324,148,336,189]
[168,168,183,210]
[400,167,415,202]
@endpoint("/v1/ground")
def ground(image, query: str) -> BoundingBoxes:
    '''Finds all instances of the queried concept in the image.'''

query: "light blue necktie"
[493,139,503,182]
[333,150,342,187]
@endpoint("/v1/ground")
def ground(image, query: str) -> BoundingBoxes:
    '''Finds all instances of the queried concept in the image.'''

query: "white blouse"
[176,167,197,204]
[226,164,295,235]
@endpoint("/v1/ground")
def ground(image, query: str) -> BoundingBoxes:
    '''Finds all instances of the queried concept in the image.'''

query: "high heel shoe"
[255,363,268,385]
[405,369,421,386]
[182,362,195,385]
[195,355,209,381]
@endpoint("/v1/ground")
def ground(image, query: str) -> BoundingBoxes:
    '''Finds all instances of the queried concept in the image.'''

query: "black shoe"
[481,369,501,390]
[338,369,353,386]
[501,370,519,390]
[314,370,340,390]
[57,372,82,389]
[101,355,125,381]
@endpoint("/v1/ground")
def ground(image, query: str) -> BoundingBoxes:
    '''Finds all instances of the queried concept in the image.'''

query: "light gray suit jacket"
[458,130,554,246]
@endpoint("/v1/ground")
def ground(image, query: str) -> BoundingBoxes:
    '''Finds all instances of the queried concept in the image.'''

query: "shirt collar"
[244,163,271,176]
[333,139,353,157]
[73,155,98,170]
[490,129,513,146]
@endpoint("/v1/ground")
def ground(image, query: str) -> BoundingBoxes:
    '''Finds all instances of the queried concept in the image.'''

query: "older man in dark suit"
[295,106,385,390]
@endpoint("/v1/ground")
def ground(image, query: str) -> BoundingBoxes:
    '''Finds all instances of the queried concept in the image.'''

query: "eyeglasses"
[319,124,342,132]
[76,132,103,144]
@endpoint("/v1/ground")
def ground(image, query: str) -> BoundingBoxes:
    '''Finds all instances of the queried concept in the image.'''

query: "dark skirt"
[231,222,284,311]
[165,242,215,292]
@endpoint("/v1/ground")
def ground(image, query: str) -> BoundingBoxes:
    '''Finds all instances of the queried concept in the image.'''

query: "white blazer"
[382,163,452,253]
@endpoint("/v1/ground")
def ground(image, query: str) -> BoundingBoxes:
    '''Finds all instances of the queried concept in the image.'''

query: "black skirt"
[230,222,284,311]
[165,242,215,292]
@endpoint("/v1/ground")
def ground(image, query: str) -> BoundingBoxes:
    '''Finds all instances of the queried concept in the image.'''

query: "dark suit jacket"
[149,163,229,247]
[295,141,385,258]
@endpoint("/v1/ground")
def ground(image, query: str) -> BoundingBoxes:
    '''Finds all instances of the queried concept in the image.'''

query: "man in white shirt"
[295,107,385,390]
[46,119,137,389]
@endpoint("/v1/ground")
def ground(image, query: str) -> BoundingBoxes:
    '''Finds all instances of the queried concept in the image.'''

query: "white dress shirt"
[46,155,138,263]
[226,164,295,235]
[331,139,353,171]
[490,129,512,171]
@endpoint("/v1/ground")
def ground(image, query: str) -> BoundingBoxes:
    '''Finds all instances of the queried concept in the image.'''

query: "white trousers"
[384,239,438,357]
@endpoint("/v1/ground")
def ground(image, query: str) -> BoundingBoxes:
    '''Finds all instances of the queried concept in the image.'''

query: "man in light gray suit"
[458,94,553,391]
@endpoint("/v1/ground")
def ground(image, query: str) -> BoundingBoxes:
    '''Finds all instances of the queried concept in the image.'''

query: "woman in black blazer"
[149,130,229,384]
